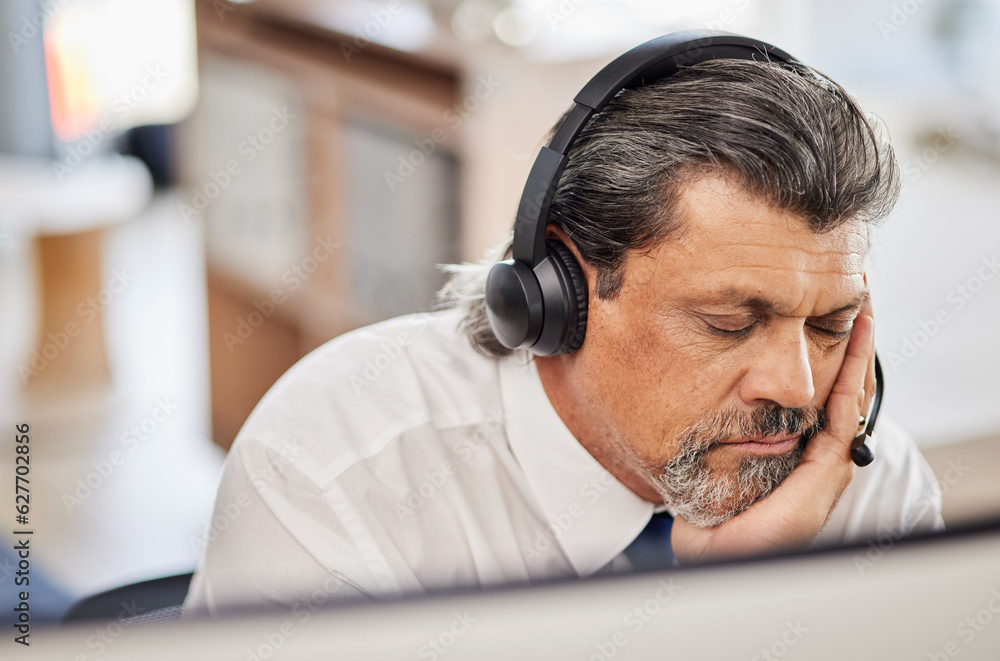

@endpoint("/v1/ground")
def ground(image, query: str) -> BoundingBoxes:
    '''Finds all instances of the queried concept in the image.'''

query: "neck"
[534,354,665,504]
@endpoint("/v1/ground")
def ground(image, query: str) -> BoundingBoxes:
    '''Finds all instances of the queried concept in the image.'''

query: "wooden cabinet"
[184,1,462,448]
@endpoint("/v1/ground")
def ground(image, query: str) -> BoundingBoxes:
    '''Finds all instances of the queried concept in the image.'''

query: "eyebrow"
[704,289,870,319]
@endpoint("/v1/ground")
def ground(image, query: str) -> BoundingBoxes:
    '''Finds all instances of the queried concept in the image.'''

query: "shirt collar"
[498,354,654,576]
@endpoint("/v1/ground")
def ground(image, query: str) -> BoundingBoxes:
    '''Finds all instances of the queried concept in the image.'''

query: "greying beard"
[651,406,826,528]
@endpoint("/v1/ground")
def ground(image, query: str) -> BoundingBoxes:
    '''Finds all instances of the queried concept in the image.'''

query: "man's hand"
[670,304,876,564]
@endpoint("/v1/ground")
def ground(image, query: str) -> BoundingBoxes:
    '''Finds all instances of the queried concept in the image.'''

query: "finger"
[856,298,877,448]
[826,313,875,454]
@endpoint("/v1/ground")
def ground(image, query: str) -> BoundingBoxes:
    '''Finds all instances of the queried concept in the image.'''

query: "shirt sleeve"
[814,416,944,550]
[182,438,367,619]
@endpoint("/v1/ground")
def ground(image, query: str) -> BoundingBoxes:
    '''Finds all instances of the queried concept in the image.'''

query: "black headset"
[484,30,882,467]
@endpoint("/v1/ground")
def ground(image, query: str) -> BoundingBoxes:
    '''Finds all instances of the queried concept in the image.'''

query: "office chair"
[62,572,193,625]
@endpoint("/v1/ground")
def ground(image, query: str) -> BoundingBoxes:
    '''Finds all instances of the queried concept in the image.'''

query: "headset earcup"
[545,240,589,354]
[485,259,544,350]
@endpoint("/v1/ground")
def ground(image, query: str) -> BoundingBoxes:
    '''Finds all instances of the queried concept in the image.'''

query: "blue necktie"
[623,511,674,571]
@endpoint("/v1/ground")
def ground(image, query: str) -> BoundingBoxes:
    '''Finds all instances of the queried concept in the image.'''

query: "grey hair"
[438,58,901,358]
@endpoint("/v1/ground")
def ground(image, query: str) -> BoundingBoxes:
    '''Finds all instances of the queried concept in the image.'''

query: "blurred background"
[0,0,997,623]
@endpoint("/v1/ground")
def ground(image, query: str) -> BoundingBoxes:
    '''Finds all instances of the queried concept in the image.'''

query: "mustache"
[678,404,827,449]
[647,405,825,529]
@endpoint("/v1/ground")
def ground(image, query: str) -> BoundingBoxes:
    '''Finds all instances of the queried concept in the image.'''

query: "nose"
[737,327,816,410]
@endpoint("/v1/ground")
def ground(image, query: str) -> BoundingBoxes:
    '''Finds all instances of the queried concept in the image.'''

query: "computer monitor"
[33,521,1000,660]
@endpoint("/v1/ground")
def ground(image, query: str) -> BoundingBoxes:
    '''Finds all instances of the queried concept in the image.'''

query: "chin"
[652,444,804,529]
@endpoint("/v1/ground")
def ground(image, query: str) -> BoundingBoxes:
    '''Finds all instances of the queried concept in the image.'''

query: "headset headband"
[512,30,796,267]
[490,30,881,467]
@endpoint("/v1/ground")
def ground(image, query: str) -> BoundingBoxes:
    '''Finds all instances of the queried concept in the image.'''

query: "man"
[185,44,942,617]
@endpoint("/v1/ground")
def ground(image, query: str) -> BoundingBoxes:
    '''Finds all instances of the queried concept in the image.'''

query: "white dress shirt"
[184,309,944,617]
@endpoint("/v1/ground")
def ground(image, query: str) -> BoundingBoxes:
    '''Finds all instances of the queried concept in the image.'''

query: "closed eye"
[702,319,852,343]
[703,318,757,339]
[808,324,853,342]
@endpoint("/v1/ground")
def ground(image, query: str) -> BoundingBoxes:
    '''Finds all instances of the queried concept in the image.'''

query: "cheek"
[809,347,848,407]
[579,307,732,462]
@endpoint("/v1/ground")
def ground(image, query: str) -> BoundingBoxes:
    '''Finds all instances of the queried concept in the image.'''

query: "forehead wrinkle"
[709,238,867,255]
[675,181,870,253]
[674,223,869,278]
[701,263,867,279]
[700,285,869,318]
[699,221,868,250]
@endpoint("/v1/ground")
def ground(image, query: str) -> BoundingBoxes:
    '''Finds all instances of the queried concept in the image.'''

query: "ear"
[544,224,598,292]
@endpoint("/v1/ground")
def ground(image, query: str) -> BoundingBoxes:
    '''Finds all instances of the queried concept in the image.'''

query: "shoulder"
[861,417,940,508]
[817,416,944,546]
[230,309,504,488]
